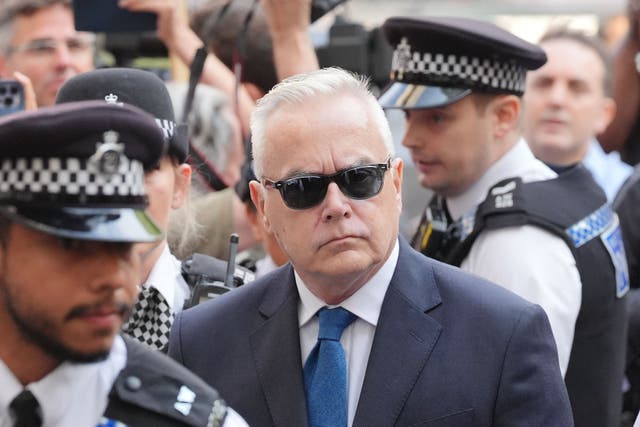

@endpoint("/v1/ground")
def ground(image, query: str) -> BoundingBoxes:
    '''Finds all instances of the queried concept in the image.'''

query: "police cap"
[378,16,547,109]
[0,101,165,242]
[56,68,189,163]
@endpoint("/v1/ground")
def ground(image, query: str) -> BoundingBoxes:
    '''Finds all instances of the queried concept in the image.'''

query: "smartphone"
[0,80,24,117]
[311,0,349,22]
[72,0,157,33]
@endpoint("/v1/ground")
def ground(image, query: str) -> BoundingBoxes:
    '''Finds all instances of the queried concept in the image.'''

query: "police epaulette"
[104,335,228,426]
[447,164,610,265]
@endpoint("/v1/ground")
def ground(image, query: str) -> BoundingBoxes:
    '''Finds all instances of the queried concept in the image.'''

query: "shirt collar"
[0,335,127,426]
[144,244,182,309]
[296,239,399,328]
[447,139,554,220]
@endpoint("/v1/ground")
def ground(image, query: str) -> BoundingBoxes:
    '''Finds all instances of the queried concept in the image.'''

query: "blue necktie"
[303,307,357,427]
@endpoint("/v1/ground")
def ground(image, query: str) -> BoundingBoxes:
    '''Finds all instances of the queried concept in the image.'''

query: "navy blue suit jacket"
[169,238,573,426]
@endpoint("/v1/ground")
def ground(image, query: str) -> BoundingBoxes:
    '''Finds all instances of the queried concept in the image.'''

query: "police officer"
[0,102,247,426]
[55,68,194,352]
[379,16,628,427]
[54,67,252,351]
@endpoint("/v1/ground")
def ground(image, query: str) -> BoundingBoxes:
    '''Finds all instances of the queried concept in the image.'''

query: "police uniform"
[56,68,194,350]
[380,16,629,427]
[0,102,246,427]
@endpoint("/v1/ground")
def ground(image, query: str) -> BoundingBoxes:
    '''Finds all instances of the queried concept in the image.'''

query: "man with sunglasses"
[0,0,94,108]
[379,17,628,427]
[168,67,572,426]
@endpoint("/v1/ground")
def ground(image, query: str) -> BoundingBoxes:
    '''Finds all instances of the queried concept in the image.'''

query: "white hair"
[250,67,394,179]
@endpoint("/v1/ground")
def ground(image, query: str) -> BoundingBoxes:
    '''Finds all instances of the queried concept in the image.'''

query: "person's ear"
[171,163,192,209]
[244,203,264,242]
[249,180,271,233]
[491,95,520,139]
[595,97,616,134]
[391,157,403,209]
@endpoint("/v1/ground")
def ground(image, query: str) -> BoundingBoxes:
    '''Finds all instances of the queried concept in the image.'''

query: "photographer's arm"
[260,0,319,80]
[119,0,255,138]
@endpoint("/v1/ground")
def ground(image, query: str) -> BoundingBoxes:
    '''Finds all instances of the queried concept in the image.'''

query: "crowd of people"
[0,0,639,426]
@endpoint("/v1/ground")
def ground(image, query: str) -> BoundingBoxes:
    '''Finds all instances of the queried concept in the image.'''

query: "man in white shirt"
[523,28,632,201]
[379,16,628,427]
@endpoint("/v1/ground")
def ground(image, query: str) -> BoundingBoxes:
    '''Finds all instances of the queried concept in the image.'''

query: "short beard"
[3,286,113,364]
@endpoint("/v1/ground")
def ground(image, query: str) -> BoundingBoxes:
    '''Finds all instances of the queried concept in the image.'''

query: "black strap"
[180,0,234,124]
[412,195,462,262]
[188,143,227,191]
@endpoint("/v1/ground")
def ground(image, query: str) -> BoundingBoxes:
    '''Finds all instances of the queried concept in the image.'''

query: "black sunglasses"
[263,158,392,210]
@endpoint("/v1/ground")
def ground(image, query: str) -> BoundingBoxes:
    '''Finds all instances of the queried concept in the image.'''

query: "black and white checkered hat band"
[391,38,527,94]
[156,118,175,140]
[0,157,146,202]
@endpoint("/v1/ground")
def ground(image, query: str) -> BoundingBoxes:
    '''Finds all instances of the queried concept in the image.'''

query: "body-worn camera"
[0,80,25,117]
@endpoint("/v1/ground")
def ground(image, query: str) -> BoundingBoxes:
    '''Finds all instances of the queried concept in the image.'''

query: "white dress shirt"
[297,240,399,427]
[145,244,190,314]
[451,139,582,376]
[0,335,127,427]
[583,139,633,202]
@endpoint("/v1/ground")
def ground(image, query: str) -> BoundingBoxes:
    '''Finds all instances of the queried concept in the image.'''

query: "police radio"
[182,234,255,308]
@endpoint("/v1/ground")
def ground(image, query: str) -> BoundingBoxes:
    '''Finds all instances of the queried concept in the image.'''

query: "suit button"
[125,375,142,391]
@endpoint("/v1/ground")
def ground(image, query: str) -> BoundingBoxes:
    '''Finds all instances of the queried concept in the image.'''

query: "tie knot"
[317,307,356,341]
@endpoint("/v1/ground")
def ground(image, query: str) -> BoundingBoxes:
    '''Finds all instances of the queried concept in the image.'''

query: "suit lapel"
[354,239,443,426]
[249,266,308,427]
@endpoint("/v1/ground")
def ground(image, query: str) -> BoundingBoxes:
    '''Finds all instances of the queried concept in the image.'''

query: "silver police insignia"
[90,131,125,177]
